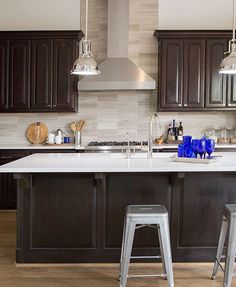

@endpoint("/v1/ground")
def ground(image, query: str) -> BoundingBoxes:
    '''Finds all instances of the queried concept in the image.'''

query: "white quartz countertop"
[0,152,236,173]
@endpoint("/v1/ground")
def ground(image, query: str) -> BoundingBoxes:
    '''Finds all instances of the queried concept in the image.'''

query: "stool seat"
[224,204,236,217]
[126,205,168,217]
[212,204,236,287]
[119,204,174,287]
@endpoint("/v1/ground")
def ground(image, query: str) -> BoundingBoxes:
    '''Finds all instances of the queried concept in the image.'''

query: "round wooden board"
[26,122,48,144]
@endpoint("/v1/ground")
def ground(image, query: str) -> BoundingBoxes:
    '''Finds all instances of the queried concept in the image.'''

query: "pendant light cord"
[85,0,88,40]
[233,0,236,42]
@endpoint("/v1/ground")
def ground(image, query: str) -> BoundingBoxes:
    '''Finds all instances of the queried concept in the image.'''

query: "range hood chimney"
[78,0,156,91]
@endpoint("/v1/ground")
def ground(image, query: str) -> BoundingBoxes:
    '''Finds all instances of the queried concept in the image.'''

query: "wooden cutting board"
[26,122,48,144]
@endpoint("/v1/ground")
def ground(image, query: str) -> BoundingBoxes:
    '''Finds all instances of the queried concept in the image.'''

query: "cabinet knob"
[184,104,188,107]
[228,103,232,106]
[46,104,51,107]
[178,104,182,107]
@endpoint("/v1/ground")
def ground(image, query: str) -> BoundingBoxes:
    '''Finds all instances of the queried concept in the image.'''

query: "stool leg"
[120,219,136,287]
[119,216,128,280]
[157,226,167,278]
[223,218,236,287]
[212,216,228,280]
[159,218,174,287]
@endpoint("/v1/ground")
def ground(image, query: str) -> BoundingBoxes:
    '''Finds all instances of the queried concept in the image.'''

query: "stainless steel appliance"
[85,141,148,152]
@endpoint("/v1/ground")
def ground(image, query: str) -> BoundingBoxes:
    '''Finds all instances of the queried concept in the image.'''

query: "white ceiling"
[0,0,81,30]
[159,0,233,29]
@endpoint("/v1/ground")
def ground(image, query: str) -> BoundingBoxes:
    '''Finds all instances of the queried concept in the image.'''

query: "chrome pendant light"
[71,0,100,75]
[219,0,236,74]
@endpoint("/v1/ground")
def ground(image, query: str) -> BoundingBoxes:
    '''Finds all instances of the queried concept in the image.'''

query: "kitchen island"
[0,152,236,263]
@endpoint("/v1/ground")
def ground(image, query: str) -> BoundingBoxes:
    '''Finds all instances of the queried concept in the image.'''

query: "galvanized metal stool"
[119,205,174,287]
[212,204,236,287]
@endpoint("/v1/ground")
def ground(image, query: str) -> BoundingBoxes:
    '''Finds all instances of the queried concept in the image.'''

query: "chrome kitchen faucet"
[148,113,161,158]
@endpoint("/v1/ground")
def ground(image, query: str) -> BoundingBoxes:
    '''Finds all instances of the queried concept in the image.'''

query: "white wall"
[0,0,80,30]
[159,0,233,29]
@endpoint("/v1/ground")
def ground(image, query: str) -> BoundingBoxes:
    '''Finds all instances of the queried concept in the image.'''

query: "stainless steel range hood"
[78,0,156,91]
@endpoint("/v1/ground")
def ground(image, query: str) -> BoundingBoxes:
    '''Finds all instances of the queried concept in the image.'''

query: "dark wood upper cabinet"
[205,39,228,108]
[0,40,8,111]
[52,39,77,112]
[8,40,30,111]
[0,31,83,113]
[159,39,183,109]
[227,75,236,107]
[155,30,234,111]
[183,39,205,108]
[31,39,53,111]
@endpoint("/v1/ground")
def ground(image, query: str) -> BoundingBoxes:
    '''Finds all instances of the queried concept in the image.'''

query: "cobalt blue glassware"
[206,139,215,158]
[178,143,184,157]
[197,138,206,159]
[192,139,199,158]
[184,145,194,158]
[183,135,192,146]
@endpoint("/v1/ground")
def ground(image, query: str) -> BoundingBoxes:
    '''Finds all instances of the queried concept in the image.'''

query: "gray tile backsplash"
[1,94,236,145]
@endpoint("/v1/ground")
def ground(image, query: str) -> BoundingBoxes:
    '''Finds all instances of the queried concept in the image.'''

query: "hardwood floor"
[0,211,229,287]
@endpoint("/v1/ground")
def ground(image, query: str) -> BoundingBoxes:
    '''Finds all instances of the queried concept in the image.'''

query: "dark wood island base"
[15,172,236,263]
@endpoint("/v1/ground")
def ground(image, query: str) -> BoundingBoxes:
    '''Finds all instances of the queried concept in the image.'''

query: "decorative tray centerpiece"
[170,155,221,164]
[171,135,220,164]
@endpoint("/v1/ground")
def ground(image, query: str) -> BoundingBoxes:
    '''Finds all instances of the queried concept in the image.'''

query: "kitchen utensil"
[70,122,77,132]
[26,122,48,144]
[154,135,164,144]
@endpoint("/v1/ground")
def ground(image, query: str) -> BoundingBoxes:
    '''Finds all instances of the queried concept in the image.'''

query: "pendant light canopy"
[219,0,236,74]
[71,0,100,75]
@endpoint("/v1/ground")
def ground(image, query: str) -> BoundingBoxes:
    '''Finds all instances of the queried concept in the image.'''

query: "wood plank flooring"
[0,210,230,287]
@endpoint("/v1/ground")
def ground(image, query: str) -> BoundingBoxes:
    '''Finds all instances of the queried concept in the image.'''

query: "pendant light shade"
[219,0,236,74]
[71,0,100,75]
[71,40,100,75]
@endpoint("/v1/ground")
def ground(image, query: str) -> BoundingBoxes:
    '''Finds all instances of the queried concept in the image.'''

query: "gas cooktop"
[86,141,148,151]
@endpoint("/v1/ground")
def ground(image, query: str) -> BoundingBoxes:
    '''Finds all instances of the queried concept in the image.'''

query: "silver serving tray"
[170,155,221,164]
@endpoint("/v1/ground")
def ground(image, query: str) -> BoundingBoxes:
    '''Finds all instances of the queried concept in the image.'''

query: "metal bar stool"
[212,204,236,287]
[119,205,174,287]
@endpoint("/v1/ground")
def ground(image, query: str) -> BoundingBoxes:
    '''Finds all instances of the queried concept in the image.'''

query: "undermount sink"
[110,153,160,159]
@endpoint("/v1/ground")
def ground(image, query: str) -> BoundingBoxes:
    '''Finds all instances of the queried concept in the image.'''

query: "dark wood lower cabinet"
[16,171,236,263]
[0,151,28,209]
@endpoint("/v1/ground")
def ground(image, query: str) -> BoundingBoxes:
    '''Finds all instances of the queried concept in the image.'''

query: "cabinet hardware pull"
[46,104,51,107]
[184,104,188,107]
[178,104,182,107]
[228,103,232,106]
[52,105,56,107]
[0,156,12,159]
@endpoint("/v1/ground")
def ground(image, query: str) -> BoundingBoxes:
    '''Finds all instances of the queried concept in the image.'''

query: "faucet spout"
[148,113,160,158]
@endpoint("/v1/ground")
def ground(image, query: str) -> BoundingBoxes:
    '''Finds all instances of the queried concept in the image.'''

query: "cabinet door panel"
[159,39,183,109]
[31,39,53,111]
[172,173,236,261]
[53,39,77,111]
[183,40,205,108]
[205,39,228,108]
[0,40,8,111]
[104,173,172,251]
[31,174,97,249]
[8,40,30,111]
[227,75,236,107]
